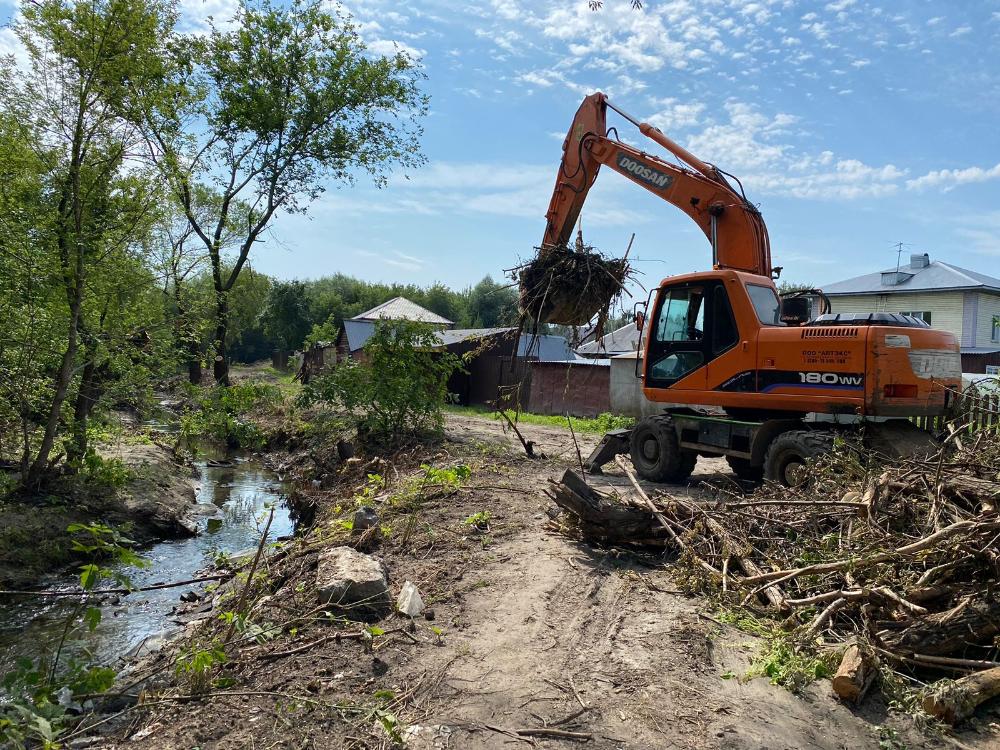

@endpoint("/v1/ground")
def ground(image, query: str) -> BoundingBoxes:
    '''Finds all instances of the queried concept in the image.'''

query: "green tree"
[261,280,313,352]
[143,0,427,384]
[2,0,174,487]
[301,320,462,445]
[464,276,518,328]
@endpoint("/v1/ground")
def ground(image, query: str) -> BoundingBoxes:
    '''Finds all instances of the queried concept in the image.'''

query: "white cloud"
[357,249,424,272]
[645,98,706,130]
[0,24,28,70]
[680,100,904,200]
[366,38,425,59]
[949,25,972,37]
[906,162,1000,191]
[177,0,239,34]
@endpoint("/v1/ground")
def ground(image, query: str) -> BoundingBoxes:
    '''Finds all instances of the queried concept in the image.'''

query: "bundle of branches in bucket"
[548,428,1000,724]
[513,238,634,337]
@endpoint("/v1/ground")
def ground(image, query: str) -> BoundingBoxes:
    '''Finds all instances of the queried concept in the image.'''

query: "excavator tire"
[628,415,697,483]
[763,430,833,487]
[726,456,763,483]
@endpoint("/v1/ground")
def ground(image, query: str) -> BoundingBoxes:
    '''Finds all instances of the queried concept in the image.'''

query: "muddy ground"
[0,442,197,588]
[92,413,997,750]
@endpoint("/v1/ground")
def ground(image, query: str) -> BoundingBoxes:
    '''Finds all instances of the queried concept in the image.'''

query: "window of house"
[900,310,932,325]
[992,316,1000,343]
[987,365,1000,376]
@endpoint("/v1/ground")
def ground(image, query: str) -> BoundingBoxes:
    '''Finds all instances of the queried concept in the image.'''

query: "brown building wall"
[528,362,610,417]
[962,353,1000,374]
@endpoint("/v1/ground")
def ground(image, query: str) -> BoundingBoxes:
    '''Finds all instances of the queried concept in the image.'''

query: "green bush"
[300,320,463,445]
[180,381,281,449]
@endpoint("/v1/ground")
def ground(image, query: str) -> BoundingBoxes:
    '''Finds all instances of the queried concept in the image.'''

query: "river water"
[0,454,292,677]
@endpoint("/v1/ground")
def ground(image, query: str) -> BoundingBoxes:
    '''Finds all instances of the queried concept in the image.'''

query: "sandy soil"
[95,414,994,750]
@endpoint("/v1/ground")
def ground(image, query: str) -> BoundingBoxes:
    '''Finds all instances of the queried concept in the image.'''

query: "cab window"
[654,286,705,343]
[747,284,780,325]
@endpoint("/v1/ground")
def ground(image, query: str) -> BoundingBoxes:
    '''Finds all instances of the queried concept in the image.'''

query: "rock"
[424,608,436,621]
[353,506,380,533]
[179,591,199,603]
[841,491,862,504]
[315,546,391,618]
[396,581,424,617]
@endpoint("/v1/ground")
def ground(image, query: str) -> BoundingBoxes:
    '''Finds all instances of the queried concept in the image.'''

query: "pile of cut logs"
[548,435,1000,724]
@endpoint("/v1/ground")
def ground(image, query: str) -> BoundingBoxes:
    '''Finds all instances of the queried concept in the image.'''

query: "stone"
[353,506,380,533]
[396,581,424,617]
[315,546,391,618]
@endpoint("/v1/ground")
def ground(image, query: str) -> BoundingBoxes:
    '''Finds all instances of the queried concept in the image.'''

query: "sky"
[2,0,1000,297]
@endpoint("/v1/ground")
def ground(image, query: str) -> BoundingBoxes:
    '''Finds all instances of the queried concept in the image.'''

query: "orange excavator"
[537,93,962,485]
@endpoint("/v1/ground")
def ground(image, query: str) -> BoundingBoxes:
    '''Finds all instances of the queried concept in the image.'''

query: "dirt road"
[109,413,976,749]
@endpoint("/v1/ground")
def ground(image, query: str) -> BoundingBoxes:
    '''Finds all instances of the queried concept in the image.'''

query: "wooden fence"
[912,387,1000,433]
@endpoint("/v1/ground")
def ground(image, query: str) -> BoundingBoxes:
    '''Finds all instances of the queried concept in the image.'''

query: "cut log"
[550,469,665,544]
[922,666,1000,724]
[832,645,876,703]
[882,596,1000,656]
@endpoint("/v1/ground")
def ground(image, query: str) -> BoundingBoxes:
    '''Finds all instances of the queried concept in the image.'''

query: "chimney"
[910,252,930,270]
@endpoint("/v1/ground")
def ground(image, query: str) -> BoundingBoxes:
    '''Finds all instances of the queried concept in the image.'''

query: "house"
[335,297,454,362]
[434,328,574,407]
[575,322,641,358]
[823,253,1000,373]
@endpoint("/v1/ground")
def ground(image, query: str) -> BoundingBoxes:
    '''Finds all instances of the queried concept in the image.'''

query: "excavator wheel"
[726,456,763,483]
[628,416,697,483]
[763,430,833,487]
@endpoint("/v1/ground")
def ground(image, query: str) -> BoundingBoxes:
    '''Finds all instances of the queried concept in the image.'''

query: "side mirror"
[635,311,645,331]
[780,296,810,325]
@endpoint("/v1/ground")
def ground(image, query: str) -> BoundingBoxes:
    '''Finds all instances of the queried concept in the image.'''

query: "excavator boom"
[543,92,771,276]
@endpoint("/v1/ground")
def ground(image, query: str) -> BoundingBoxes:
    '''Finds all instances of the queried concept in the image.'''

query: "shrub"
[180,381,281,449]
[301,320,463,445]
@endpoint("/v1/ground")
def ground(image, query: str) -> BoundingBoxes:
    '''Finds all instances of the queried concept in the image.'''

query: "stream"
[0,452,292,678]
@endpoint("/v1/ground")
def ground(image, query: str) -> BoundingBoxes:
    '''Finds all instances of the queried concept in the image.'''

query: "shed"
[529,359,611,417]
[335,297,454,362]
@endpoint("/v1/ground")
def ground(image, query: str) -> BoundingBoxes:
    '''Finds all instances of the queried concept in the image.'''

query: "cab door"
[645,283,708,390]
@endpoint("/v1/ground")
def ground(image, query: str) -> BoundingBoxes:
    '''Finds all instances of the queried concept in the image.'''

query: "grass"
[445,405,634,434]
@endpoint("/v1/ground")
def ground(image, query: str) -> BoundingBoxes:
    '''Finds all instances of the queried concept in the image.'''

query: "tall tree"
[143,0,427,384]
[2,0,173,487]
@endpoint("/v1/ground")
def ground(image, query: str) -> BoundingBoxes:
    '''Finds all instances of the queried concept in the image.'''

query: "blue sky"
[3,0,1000,296]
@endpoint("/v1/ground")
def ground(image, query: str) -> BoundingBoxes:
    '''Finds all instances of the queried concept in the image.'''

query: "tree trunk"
[67,356,98,466]
[213,286,229,385]
[549,469,668,544]
[923,667,1000,724]
[881,596,1000,656]
[25,295,81,487]
[832,645,876,703]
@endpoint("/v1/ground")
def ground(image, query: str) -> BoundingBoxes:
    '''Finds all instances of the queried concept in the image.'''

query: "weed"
[175,643,227,695]
[717,607,833,692]
[463,510,491,530]
[78,451,131,488]
[180,381,281,449]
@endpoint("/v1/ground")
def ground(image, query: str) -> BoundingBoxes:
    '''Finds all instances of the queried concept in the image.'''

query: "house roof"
[433,328,574,362]
[342,319,377,351]
[576,323,641,355]
[824,259,1000,296]
[351,296,453,325]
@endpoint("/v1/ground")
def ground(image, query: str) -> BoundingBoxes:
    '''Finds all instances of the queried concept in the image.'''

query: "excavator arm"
[543,92,772,277]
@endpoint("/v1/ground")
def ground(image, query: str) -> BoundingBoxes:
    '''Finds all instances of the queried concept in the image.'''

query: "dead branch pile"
[549,432,1000,722]
[515,242,631,328]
